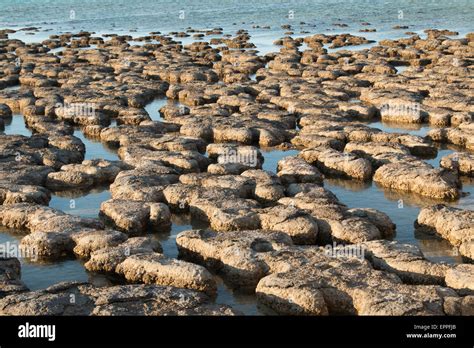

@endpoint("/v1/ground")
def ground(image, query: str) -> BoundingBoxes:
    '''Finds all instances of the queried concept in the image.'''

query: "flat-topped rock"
[46,159,127,191]
[177,229,293,288]
[85,237,162,273]
[116,253,217,295]
[277,156,324,185]
[416,205,474,260]
[374,162,460,200]
[255,247,458,315]
[445,264,474,295]
[300,147,373,181]
[362,240,448,285]
[0,282,238,315]
[0,184,50,205]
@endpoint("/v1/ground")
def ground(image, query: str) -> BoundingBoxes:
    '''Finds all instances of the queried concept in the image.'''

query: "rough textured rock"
[440,152,474,177]
[85,237,162,273]
[348,208,396,239]
[46,160,127,191]
[445,265,474,295]
[374,162,460,200]
[0,258,28,298]
[116,253,217,295]
[300,147,373,181]
[258,205,318,244]
[0,185,51,205]
[0,282,238,315]
[71,229,128,258]
[416,205,474,260]
[255,247,458,315]
[176,229,293,288]
[110,169,179,202]
[277,156,324,185]
[190,197,261,232]
[362,240,448,285]
[100,200,171,235]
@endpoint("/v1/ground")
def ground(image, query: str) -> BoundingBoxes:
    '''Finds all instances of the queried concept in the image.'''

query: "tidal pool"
[1,114,32,136]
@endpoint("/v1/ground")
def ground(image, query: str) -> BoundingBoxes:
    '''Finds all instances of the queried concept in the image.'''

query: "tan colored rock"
[348,208,396,239]
[277,156,324,185]
[256,247,457,315]
[85,237,162,273]
[116,253,216,295]
[300,147,373,181]
[445,264,474,295]
[190,197,261,231]
[110,169,179,202]
[362,240,448,285]
[416,205,473,260]
[71,229,128,258]
[440,152,474,177]
[0,185,50,205]
[176,229,293,288]
[374,162,460,200]
[0,282,238,315]
[259,205,318,244]
[0,258,28,298]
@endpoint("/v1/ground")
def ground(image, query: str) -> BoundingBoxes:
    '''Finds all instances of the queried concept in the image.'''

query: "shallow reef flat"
[0,26,473,316]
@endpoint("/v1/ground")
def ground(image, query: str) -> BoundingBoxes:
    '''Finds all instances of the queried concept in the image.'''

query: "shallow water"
[261,149,299,172]
[73,128,119,161]
[369,121,434,137]
[325,179,470,264]
[1,114,32,136]
[49,187,112,218]
[3,0,473,55]
[143,97,171,122]
[0,230,92,291]
[1,0,473,313]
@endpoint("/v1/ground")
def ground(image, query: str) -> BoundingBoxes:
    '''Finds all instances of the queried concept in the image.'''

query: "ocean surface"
[0,0,473,314]
[1,0,473,51]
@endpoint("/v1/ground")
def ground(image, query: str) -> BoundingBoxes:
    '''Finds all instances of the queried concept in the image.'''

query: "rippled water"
[2,0,473,52]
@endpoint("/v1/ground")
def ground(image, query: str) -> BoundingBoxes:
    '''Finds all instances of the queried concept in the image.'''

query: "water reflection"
[1,114,32,136]
[49,187,111,218]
